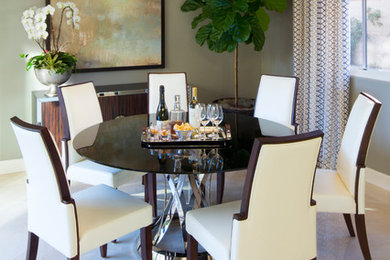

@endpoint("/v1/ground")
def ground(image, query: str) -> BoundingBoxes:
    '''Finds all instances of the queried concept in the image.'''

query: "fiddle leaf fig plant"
[181,0,288,107]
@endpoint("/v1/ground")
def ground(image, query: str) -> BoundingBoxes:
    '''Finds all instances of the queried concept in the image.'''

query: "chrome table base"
[147,173,212,259]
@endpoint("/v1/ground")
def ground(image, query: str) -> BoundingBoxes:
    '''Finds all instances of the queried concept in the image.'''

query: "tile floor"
[1,170,390,260]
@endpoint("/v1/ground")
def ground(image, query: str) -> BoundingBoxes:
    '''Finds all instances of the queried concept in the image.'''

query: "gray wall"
[7,1,387,177]
[1,0,269,161]
[260,2,294,76]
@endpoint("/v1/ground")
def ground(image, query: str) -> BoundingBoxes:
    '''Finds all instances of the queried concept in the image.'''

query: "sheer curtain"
[293,0,350,168]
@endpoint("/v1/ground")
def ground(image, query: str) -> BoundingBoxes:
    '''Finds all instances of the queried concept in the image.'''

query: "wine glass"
[214,105,224,139]
[208,104,219,139]
[207,149,216,172]
[200,104,209,140]
[210,149,224,171]
[199,149,209,172]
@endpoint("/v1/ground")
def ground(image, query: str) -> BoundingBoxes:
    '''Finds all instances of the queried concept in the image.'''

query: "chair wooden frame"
[187,130,324,260]
[11,117,152,260]
[339,92,381,260]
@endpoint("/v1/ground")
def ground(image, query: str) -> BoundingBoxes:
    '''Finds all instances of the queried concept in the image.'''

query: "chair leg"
[26,231,39,260]
[343,214,356,237]
[355,214,372,260]
[100,244,107,258]
[143,175,149,202]
[147,173,157,218]
[187,233,198,260]
[140,224,152,260]
[216,172,225,204]
[68,256,79,260]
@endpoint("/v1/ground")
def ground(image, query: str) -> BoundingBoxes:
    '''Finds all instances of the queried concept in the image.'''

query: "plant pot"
[34,68,71,97]
[213,97,255,115]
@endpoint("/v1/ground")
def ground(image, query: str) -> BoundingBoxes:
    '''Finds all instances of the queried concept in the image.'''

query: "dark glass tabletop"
[73,112,295,174]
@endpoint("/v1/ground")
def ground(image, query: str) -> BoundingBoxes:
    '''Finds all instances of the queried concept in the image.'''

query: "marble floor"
[1,170,390,260]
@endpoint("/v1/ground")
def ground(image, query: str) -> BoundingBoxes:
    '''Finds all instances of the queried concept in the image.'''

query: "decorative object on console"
[48,0,165,72]
[34,68,71,97]
[181,0,288,109]
[20,2,79,97]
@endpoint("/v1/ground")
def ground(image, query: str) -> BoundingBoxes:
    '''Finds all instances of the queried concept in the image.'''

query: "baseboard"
[0,159,25,175]
[366,167,390,191]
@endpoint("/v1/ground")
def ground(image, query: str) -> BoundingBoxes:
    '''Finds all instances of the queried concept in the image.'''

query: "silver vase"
[34,68,71,97]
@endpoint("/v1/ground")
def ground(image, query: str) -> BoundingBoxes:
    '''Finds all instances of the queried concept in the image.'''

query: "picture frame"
[47,0,165,72]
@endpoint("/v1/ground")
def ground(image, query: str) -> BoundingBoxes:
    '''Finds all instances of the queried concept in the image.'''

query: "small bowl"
[174,129,193,140]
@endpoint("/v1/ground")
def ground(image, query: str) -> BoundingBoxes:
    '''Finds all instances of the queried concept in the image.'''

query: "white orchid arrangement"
[20,2,80,74]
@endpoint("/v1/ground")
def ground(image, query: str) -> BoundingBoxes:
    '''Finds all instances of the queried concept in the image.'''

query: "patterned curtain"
[293,0,350,169]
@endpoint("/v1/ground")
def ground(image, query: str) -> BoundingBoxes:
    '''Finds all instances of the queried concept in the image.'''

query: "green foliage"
[21,51,77,74]
[350,17,362,62]
[181,0,287,53]
[263,0,287,12]
[367,8,383,27]
[350,8,383,64]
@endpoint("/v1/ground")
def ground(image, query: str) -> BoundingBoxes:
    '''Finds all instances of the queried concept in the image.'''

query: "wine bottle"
[189,86,200,127]
[156,85,169,126]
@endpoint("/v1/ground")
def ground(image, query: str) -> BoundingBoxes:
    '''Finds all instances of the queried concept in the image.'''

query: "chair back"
[254,75,298,130]
[148,72,188,114]
[57,82,103,165]
[10,117,78,257]
[231,131,323,260]
[336,92,381,202]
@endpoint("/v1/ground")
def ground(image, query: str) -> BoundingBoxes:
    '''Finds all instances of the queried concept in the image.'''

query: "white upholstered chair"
[57,82,145,189]
[186,131,324,260]
[254,75,299,133]
[148,72,188,114]
[313,92,381,260]
[10,117,152,260]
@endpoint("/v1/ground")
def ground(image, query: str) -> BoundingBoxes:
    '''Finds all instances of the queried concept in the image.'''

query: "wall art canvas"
[48,0,164,72]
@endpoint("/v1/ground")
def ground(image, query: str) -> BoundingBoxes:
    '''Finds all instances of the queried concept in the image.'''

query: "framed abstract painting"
[47,0,165,72]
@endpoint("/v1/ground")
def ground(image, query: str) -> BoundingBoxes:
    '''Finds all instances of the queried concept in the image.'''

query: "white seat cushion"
[74,184,152,254]
[186,201,241,260]
[67,160,144,188]
[313,168,356,213]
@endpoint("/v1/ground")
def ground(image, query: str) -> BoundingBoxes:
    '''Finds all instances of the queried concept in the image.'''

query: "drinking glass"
[210,149,224,171]
[174,158,182,173]
[208,104,219,139]
[207,149,216,172]
[214,105,224,139]
[200,104,209,140]
[159,124,171,141]
[148,123,158,141]
[199,149,209,172]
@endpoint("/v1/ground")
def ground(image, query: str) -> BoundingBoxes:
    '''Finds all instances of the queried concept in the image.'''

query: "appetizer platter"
[141,122,232,149]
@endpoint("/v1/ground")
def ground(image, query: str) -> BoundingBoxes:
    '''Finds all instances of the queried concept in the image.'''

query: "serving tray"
[141,125,232,149]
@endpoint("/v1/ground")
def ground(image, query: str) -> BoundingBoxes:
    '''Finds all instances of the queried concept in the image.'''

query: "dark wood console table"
[32,83,148,153]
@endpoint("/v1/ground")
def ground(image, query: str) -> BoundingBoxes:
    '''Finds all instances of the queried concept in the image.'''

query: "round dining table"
[73,111,295,259]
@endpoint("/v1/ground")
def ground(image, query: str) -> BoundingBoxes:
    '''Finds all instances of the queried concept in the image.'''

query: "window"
[350,0,390,70]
